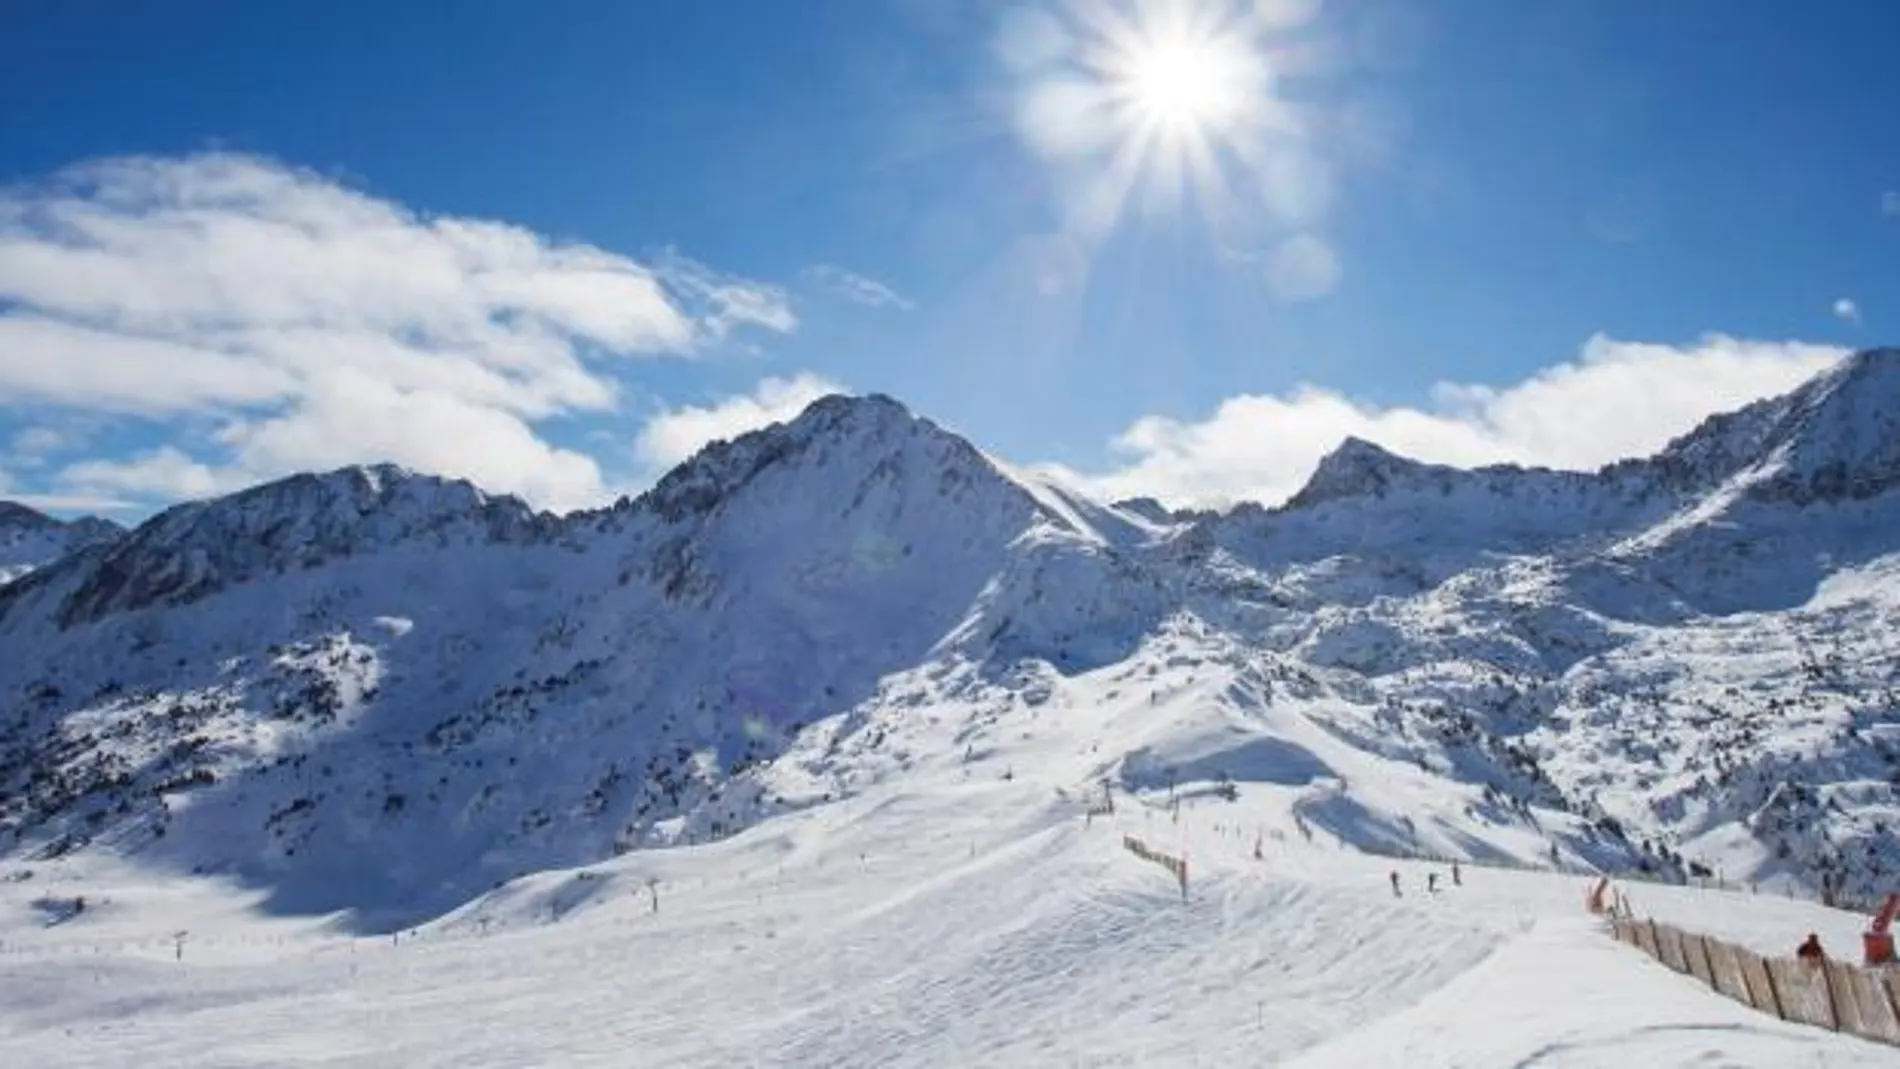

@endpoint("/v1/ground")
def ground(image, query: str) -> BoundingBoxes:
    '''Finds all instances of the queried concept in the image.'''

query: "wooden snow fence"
[1607,916,1900,1047]
[1121,834,1187,891]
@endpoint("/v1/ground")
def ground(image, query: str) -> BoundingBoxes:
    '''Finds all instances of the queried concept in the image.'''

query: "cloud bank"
[1049,334,1847,509]
[0,153,795,511]
[0,158,1856,532]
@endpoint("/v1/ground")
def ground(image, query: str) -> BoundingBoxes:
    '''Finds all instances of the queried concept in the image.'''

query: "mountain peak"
[0,501,57,531]
[1814,344,1898,389]
[801,391,912,423]
[1644,346,1900,503]
[1791,346,1900,425]
[0,500,121,533]
[0,501,125,585]
[632,391,995,526]
[1327,435,1401,464]
[1756,346,1900,502]
[1283,436,1436,509]
[16,463,544,628]
[337,461,418,493]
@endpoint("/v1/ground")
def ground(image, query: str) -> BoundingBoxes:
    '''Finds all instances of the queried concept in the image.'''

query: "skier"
[1451,861,1461,887]
[1389,870,1401,897]
[1796,932,1826,966]
[1427,872,1439,894]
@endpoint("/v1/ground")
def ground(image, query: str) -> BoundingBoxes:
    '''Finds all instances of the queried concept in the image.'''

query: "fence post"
[1704,938,1752,1006]
[1602,917,1900,1047]
[1835,963,1900,1045]
[1887,971,1900,1036]
[1681,933,1714,986]
[1824,961,1865,1037]
[1767,957,1836,1030]
[1634,919,1661,959]
[1655,924,1689,973]
[1736,949,1782,1018]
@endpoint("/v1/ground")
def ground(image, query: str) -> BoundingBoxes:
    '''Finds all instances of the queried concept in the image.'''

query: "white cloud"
[633,373,845,472]
[0,315,299,414]
[0,457,135,513]
[1052,334,1846,509]
[6,493,138,514]
[11,426,76,458]
[55,373,612,512]
[0,152,795,511]
[656,250,798,339]
[1832,297,1861,324]
[5,421,102,484]
[804,265,917,311]
[60,446,233,501]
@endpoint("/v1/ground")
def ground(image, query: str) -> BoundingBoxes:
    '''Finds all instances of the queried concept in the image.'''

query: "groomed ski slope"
[4,771,1894,1068]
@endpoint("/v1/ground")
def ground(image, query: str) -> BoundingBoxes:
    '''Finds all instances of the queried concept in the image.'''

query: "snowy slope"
[1,759,1890,1067]
[2,350,1899,934]
[0,502,122,586]
[0,396,1113,927]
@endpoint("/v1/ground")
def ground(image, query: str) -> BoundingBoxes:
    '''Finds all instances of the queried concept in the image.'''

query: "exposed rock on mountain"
[3,350,1897,928]
[0,502,123,586]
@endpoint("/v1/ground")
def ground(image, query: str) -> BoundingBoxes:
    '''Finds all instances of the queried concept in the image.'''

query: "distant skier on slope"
[1427,872,1439,894]
[1389,871,1401,897]
[1451,861,1461,886]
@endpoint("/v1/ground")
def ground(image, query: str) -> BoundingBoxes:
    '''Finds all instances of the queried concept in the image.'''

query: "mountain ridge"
[0,500,124,587]
[2,349,1896,929]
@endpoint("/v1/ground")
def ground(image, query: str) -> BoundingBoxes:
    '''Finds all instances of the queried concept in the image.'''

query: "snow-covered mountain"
[0,502,123,586]
[3,352,1897,929]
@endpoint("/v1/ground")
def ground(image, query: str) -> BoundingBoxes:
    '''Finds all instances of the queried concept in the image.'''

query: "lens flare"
[1009,0,1328,239]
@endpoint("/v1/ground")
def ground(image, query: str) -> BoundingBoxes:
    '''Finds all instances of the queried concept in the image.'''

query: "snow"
[4,359,1899,910]
[0,502,121,586]
[1288,917,1877,1067]
[3,351,1900,1063]
[4,767,1893,1067]
[371,615,414,638]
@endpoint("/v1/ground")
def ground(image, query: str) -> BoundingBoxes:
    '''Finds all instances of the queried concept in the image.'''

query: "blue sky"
[0,0,1893,515]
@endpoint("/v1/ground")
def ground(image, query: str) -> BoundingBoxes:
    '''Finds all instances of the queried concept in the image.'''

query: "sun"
[1114,29,1255,135]
[1126,39,1225,126]
[1009,0,1302,233]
